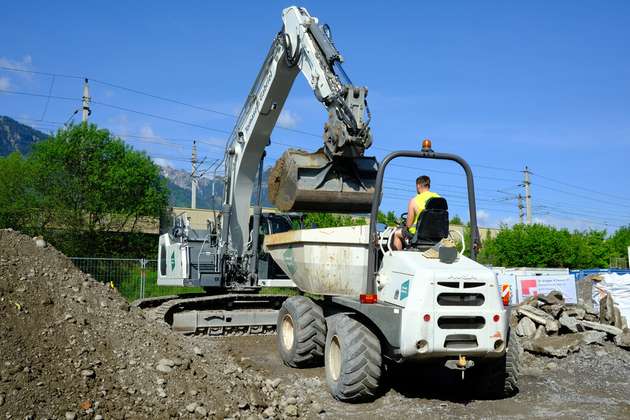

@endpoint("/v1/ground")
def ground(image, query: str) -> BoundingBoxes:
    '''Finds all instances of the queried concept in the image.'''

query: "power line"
[0,88,78,102]
[1,66,529,175]
[533,172,630,204]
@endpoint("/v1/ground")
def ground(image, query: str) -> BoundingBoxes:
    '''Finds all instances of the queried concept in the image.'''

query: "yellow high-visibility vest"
[408,191,440,234]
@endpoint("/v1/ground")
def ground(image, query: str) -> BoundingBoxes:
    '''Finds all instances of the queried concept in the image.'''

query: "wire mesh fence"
[70,257,203,301]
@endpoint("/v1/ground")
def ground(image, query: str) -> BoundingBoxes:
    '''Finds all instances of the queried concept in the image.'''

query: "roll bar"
[365,149,481,296]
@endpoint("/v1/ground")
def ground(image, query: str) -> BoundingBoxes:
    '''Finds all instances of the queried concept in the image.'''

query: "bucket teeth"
[268,149,378,213]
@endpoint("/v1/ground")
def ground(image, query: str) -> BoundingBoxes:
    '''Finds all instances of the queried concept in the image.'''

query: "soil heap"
[0,229,306,419]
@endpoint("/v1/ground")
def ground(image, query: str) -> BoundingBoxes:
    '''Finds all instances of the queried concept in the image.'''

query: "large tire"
[479,327,521,398]
[324,314,382,402]
[276,296,326,368]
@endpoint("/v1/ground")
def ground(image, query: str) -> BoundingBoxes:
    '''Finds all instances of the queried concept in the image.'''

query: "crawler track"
[134,293,289,336]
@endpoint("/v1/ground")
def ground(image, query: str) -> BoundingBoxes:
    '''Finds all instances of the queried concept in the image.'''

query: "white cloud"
[0,55,33,77]
[152,157,173,168]
[139,124,156,138]
[277,109,300,129]
[0,76,9,90]
[477,209,490,223]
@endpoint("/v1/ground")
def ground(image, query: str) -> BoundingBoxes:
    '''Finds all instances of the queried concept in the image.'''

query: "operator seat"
[408,197,449,249]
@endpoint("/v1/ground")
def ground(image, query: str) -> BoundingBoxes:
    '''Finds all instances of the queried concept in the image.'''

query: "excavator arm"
[222,6,377,262]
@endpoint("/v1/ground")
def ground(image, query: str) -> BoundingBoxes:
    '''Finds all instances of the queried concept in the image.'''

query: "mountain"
[0,116,49,156]
[160,165,273,209]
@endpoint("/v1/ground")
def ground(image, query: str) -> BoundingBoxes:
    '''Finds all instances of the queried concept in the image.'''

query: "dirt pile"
[514,290,630,358]
[0,229,314,419]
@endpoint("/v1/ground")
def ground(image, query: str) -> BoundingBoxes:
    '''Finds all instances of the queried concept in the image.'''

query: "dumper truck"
[145,5,520,402]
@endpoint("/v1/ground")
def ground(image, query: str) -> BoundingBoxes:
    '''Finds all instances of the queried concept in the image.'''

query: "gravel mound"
[0,229,286,419]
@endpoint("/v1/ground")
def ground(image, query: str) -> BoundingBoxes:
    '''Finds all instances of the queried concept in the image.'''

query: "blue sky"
[1,1,629,231]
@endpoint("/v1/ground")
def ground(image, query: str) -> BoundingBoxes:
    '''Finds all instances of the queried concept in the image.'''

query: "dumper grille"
[437,293,484,306]
[444,334,478,349]
[438,316,485,329]
[463,282,485,288]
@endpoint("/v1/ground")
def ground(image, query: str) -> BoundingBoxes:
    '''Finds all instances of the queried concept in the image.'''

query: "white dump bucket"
[263,225,369,296]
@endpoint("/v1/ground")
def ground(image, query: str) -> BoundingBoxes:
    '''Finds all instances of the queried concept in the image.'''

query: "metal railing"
[70,257,157,301]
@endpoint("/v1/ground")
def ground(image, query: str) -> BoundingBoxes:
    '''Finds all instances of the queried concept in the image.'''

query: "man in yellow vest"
[392,175,440,250]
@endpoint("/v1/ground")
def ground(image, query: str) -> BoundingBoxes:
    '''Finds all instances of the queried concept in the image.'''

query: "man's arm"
[406,198,416,228]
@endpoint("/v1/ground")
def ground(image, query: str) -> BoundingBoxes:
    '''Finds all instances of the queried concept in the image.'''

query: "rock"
[614,332,630,349]
[311,402,324,414]
[157,387,167,398]
[576,276,595,312]
[193,346,203,356]
[533,325,547,340]
[581,320,623,336]
[515,317,537,337]
[157,378,166,386]
[595,349,607,357]
[545,320,560,334]
[559,314,584,333]
[563,304,587,320]
[156,364,173,373]
[545,362,558,370]
[195,405,208,417]
[613,307,623,329]
[518,305,554,325]
[186,402,198,413]
[599,295,615,324]
[65,412,77,420]
[523,333,582,358]
[541,304,564,318]
[79,400,92,410]
[0,394,4,406]
[34,237,46,248]
[263,407,275,417]
[81,369,95,379]
[579,330,606,345]
[95,416,104,420]
[269,378,282,388]
[538,290,564,305]
[238,401,249,410]
[159,358,175,367]
[284,404,298,417]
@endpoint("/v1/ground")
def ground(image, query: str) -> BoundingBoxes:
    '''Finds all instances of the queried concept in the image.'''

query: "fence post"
[140,258,147,300]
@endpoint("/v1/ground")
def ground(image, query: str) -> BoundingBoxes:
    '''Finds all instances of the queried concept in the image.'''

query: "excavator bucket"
[268,149,377,213]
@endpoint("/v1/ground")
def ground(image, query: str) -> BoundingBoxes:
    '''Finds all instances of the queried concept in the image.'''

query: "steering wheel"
[399,212,408,228]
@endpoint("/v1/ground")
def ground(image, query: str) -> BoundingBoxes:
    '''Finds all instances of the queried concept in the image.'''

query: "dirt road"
[219,335,630,419]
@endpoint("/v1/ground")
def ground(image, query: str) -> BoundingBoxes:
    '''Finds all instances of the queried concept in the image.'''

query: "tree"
[300,212,366,229]
[450,215,463,225]
[377,210,398,226]
[0,152,37,228]
[0,124,169,256]
[609,225,630,261]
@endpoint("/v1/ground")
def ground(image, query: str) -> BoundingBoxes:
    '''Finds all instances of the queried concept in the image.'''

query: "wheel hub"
[280,314,295,351]
[328,335,341,381]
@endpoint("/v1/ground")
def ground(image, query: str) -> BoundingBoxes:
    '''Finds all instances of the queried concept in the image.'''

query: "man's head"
[416,175,431,193]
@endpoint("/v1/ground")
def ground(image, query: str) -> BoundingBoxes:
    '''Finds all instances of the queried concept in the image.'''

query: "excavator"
[143,6,520,402]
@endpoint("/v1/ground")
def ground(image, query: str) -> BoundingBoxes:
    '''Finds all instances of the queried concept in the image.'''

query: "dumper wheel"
[479,327,521,398]
[277,296,326,368]
[325,314,382,402]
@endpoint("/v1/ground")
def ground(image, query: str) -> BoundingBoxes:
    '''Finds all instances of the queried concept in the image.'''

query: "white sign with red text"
[516,274,577,304]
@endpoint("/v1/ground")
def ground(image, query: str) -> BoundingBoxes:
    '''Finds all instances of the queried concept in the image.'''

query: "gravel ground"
[2,228,629,419]
[219,335,630,419]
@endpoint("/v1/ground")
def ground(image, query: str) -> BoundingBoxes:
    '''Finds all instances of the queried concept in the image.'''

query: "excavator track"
[134,293,289,337]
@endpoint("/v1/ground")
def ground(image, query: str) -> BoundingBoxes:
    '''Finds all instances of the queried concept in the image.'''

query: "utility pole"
[82,78,91,123]
[524,166,532,225]
[191,141,197,209]
[517,193,524,224]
